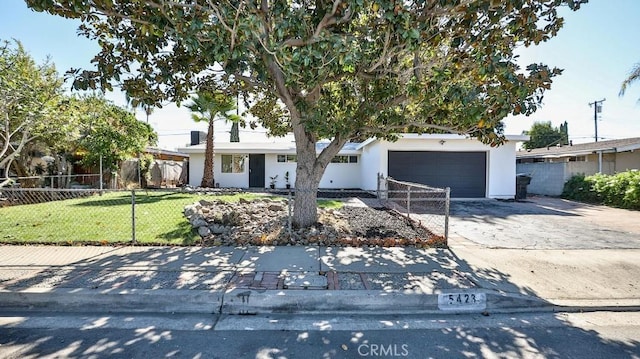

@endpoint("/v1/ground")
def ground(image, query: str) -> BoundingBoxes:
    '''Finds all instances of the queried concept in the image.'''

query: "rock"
[198,226,211,237]
[184,204,199,218]
[199,199,215,207]
[210,224,226,234]
[189,214,208,228]
[268,204,284,211]
[239,197,250,204]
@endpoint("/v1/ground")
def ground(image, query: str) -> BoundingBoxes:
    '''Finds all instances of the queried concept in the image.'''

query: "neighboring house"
[179,133,528,199]
[120,147,190,188]
[516,137,640,196]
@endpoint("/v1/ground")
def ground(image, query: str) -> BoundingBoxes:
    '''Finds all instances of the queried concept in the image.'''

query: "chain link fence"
[0,188,200,245]
[5,174,102,189]
[377,175,450,240]
[0,183,448,247]
[4,158,187,190]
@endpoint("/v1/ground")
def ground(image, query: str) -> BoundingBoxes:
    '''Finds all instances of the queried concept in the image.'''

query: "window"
[277,155,297,163]
[222,155,245,173]
[569,156,587,162]
[331,155,358,163]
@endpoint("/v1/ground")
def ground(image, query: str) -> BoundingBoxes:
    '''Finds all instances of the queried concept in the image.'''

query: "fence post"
[376,173,381,199]
[444,187,450,245]
[406,185,411,218]
[287,188,293,238]
[131,189,137,244]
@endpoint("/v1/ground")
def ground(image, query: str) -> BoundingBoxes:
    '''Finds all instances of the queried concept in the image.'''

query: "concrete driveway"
[448,196,640,249]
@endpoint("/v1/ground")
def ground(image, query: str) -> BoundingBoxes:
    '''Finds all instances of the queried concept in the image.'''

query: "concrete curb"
[5,287,636,316]
[0,288,223,314]
[222,289,437,315]
[220,288,552,315]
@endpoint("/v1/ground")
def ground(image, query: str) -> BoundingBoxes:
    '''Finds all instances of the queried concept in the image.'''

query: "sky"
[1,0,640,150]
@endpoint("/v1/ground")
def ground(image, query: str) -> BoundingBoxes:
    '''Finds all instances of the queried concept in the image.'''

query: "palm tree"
[124,93,154,123]
[620,62,640,100]
[186,91,240,188]
[142,104,154,123]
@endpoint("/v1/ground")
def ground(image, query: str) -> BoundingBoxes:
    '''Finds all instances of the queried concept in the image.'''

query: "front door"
[249,154,265,188]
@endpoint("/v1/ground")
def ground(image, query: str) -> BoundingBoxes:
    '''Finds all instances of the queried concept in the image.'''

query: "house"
[119,147,190,188]
[179,133,528,198]
[516,137,640,196]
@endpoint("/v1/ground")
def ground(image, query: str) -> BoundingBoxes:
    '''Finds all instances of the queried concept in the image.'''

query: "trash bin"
[515,174,531,200]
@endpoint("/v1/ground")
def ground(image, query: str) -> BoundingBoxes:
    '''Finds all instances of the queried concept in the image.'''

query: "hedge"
[562,170,640,210]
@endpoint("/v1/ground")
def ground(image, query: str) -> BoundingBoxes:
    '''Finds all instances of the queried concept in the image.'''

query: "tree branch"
[283,0,353,48]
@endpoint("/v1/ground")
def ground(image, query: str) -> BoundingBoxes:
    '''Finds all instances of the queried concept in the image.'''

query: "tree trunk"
[201,118,215,188]
[263,56,348,228]
[291,122,346,228]
[293,137,323,228]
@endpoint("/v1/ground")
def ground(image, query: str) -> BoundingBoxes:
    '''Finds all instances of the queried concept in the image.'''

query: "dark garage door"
[388,151,486,198]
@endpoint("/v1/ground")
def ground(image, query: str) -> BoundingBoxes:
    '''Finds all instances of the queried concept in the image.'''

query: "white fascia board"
[357,133,528,150]
[614,144,640,153]
[505,134,530,141]
[178,142,361,155]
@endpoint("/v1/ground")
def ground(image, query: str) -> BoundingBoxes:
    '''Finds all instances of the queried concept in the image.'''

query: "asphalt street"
[1,311,639,358]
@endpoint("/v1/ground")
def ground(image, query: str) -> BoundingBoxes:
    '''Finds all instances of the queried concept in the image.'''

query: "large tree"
[69,95,158,174]
[26,0,586,227]
[0,39,65,186]
[522,121,569,150]
[186,91,240,188]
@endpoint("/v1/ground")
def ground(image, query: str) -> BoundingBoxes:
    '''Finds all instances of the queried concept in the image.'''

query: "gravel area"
[187,198,446,247]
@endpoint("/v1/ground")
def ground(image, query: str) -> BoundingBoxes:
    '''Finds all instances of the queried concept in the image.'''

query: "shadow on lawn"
[152,221,200,245]
[71,191,195,207]
[1,245,638,358]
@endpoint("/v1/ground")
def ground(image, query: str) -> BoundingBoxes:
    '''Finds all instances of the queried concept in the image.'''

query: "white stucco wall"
[360,143,383,191]
[187,152,360,189]
[187,152,205,187]
[187,153,250,188]
[265,154,295,189]
[488,141,517,198]
[359,136,518,198]
[320,161,362,188]
[215,154,249,188]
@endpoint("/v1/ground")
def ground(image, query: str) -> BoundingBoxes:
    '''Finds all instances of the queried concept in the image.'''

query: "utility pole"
[588,98,605,142]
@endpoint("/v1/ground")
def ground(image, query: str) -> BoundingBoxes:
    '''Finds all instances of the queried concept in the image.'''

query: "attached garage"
[388,151,487,198]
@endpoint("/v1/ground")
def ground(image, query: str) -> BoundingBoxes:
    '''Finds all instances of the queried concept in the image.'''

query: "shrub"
[561,174,599,203]
[562,170,640,210]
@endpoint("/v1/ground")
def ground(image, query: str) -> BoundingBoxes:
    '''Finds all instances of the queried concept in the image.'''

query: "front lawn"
[0,191,266,245]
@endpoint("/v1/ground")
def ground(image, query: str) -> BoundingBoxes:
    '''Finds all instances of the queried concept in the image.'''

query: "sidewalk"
[2,240,639,315]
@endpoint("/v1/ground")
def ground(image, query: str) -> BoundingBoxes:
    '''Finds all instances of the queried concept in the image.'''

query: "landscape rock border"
[184,197,446,247]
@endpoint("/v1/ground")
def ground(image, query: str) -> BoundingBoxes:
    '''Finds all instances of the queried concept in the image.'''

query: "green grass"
[0,191,268,245]
[0,191,343,245]
[317,199,343,209]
